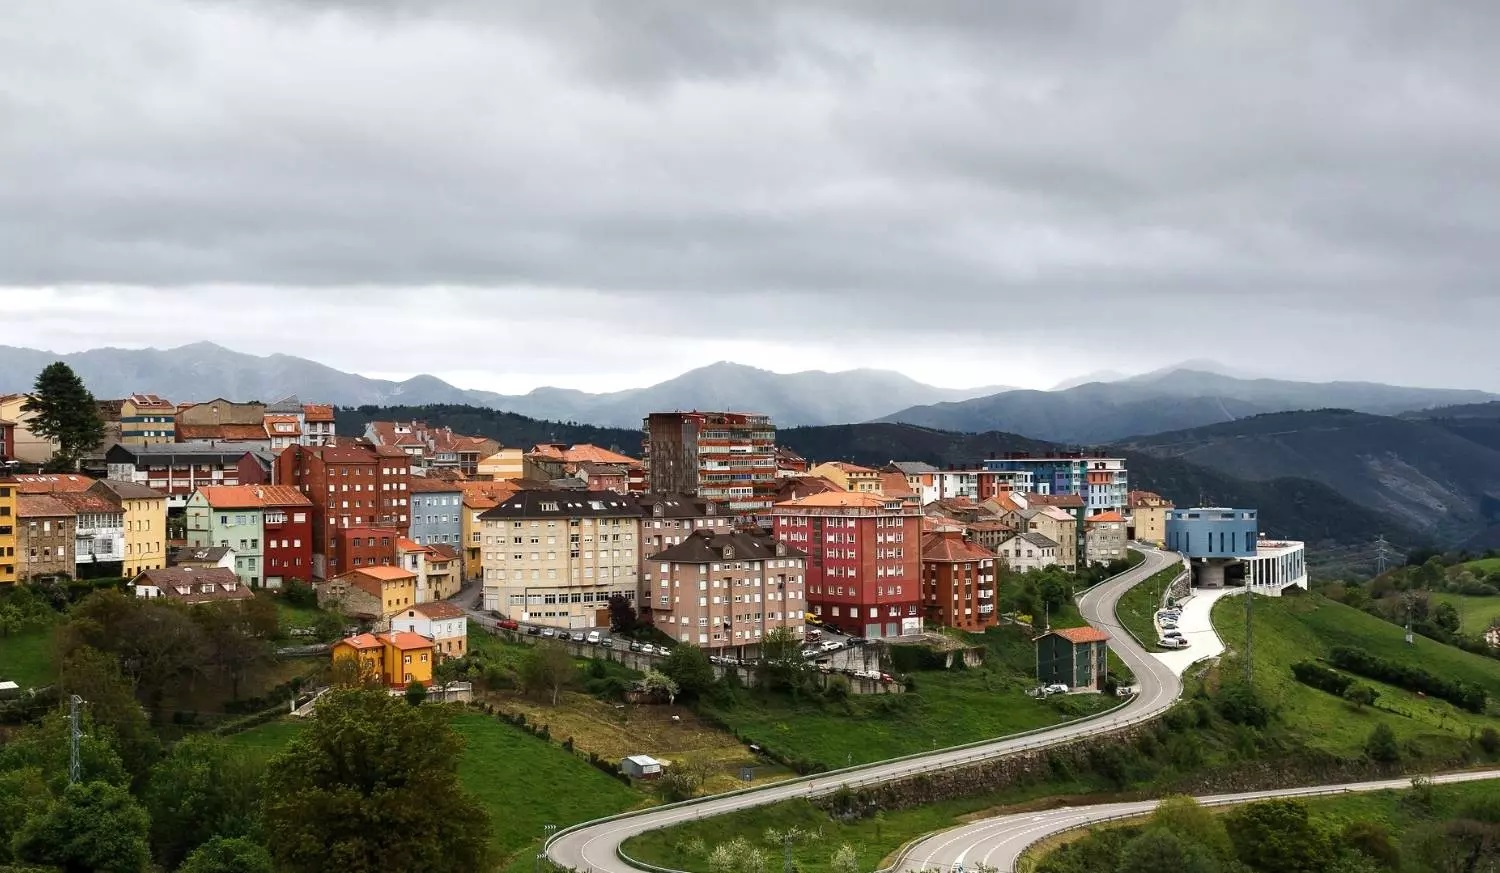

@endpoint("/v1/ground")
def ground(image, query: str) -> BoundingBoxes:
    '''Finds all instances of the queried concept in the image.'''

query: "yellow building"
[460,482,515,581]
[332,631,435,688]
[1128,491,1174,547]
[808,461,883,493]
[90,479,168,576]
[476,447,524,480]
[0,394,59,464]
[119,393,176,445]
[0,479,17,586]
[349,566,417,618]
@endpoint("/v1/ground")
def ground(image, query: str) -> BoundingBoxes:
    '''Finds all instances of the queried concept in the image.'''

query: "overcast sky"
[4,2,1499,393]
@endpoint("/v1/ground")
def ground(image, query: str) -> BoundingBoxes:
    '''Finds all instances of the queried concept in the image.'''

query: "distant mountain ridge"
[0,343,1007,428]
[882,369,1500,444]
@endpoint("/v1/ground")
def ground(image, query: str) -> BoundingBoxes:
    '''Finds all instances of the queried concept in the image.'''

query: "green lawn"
[1212,592,1500,759]
[1115,565,1179,651]
[0,627,58,689]
[1433,592,1500,634]
[222,709,644,870]
[1457,557,1500,575]
[704,625,1117,770]
[624,778,1118,873]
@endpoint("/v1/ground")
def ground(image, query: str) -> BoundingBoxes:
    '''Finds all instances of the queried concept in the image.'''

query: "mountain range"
[882,369,1499,444]
[0,343,1005,428]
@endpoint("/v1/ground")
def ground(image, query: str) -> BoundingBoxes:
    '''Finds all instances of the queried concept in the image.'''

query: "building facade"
[390,600,468,659]
[920,530,998,632]
[1242,539,1309,596]
[1165,507,1261,590]
[49,491,124,577]
[105,443,272,509]
[408,478,464,547]
[398,539,461,601]
[338,526,402,570]
[17,494,75,581]
[643,412,778,513]
[646,530,806,654]
[0,479,16,585]
[275,443,412,578]
[1084,511,1129,565]
[995,532,1061,573]
[318,566,418,624]
[89,479,168,577]
[186,486,265,587]
[1127,490,1173,546]
[478,491,643,628]
[982,454,1129,515]
[0,394,59,464]
[808,462,883,493]
[771,492,923,639]
[1035,627,1110,691]
[636,493,734,597]
[119,393,176,444]
[260,487,314,587]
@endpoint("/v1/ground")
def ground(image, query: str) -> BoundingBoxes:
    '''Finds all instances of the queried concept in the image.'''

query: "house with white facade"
[995,531,1061,573]
[388,600,468,659]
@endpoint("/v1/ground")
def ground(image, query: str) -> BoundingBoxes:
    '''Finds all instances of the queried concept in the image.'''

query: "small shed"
[1034,626,1111,690]
[0,680,20,699]
[621,754,664,779]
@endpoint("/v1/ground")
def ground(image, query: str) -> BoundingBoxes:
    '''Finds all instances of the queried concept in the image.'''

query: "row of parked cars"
[489,612,673,657]
[1156,606,1190,649]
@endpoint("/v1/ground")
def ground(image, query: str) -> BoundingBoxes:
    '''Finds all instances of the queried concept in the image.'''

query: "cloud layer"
[3,2,1498,391]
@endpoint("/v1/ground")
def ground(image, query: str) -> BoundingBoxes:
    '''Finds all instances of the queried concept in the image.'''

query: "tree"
[142,736,264,869]
[1340,820,1399,870]
[708,837,766,873]
[1343,683,1378,710]
[1364,723,1400,763]
[58,645,160,779]
[829,844,860,873]
[1215,680,1271,727]
[660,645,717,701]
[0,708,129,794]
[1433,601,1462,634]
[12,781,152,873]
[1150,796,1233,860]
[0,768,50,863]
[757,626,810,691]
[405,679,428,706]
[262,688,491,873]
[521,641,576,705]
[178,837,275,873]
[193,601,276,700]
[23,363,105,471]
[1225,798,1334,873]
[1117,829,1222,873]
[607,594,640,634]
[641,669,681,704]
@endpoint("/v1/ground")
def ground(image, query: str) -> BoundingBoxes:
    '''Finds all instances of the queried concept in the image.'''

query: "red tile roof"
[194,485,312,508]
[1028,494,1085,509]
[1087,511,1126,523]
[18,494,75,518]
[921,531,995,563]
[49,491,121,514]
[428,543,460,561]
[347,566,417,582]
[302,404,335,422]
[338,632,384,651]
[1049,626,1110,644]
[877,471,916,498]
[128,393,174,409]
[413,601,465,620]
[775,492,899,509]
[12,474,97,494]
[380,631,434,650]
[176,424,269,441]
[409,477,462,493]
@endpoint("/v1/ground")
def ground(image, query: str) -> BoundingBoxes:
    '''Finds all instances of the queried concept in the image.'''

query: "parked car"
[879,673,894,683]
[1158,637,1190,649]
[497,618,520,631]
[640,644,656,655]
[1164,630,1184,639]
[1159,621,1178,631]
[557,631,572,641]
[525,625,541,636]
[540,627,557,638]
[820,640,842,652]
[629,641,643,652]
[805,628,822,640]
[600,637,614,649]
[1045,683,1070,694]
[657,647,672,658]
[846,637,868,647]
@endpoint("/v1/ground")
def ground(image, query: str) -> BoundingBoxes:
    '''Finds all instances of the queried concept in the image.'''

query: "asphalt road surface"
[546,547,1184,873]
[898,768,1500,872]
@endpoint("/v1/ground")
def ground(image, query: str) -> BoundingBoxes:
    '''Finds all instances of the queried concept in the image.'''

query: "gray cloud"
[3,1,1499,390]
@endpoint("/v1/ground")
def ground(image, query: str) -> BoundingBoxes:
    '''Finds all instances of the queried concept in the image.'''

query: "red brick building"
[338,526,402,571]
[275,443,412,578]
[771,491,922,639]
[920,530,998,632]
[258,485,314,586]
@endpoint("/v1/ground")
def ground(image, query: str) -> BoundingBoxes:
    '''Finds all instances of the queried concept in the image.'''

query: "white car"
[640,644,656,655]
[1158,637,1190,649]
[820,640,842,652]
[586,630,602,644]
[1044,683,1070,695]
[1159,622,1178,631]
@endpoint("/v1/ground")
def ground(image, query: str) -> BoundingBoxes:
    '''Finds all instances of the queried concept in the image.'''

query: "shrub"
[1291,661,1353,697]
[1328,646,1487,713]
[1216,681,1271,728]
[1365,724,1400,764]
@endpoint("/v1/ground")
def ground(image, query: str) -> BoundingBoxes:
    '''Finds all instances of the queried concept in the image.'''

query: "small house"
[621,755,664,779]
[1034,626,1110,691]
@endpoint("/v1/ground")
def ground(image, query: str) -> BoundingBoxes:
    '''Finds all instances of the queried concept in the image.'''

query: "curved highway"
[898,768,1500,872]
[547,547,1186,872]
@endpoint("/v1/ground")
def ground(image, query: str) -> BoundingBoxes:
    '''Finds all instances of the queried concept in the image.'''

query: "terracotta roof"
[176,424,269,441]
[256,485,314,507]
[380,631,434,650]
[1028,494,1085,509]
[90,479,167,501]
[967,520,1015,533]
[397,537,426,553]
[460,481,519,508]
[413,601,465,620]
[409,477,462,493]
[18,494,75,518]
[774,492,900,509]
[128,393,174,409]
[877,471,916,498]
[921,530,995,563]
[824,461,876,474]
[263,415,302,435]
[132,567,253,604]
[773,476,844,502]
[983,494,1023,514]
[1048,626,1111,644]
[1128,490,1170,508]
[49,491,121,514]
[529,443,641,467]
[347,566,417,582]
[428,543,460,561]
[12,474,97,494]
[338,632,384,651]
[302,404,335,422]
[1087,511,1126,523]
[192,485,311,508]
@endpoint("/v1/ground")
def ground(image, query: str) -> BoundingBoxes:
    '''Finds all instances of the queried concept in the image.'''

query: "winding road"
[546,547,1186,872]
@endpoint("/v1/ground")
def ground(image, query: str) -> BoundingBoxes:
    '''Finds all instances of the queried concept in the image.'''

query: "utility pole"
[1243,586,1253,682]
[69,694,83,785]
[1374,534,1390,576]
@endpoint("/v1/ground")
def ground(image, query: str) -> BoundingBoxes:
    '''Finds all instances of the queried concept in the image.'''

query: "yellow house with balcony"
[90,479,168,576]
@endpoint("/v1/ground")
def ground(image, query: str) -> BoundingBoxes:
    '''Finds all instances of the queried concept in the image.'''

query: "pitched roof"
[12,474,97,494]
[409,476,462,493]
[1028,493,1085,509]
[773,492,900,510]
[263,415,302,435]
[921,531,995,563]
[1128,490,1171,508]
[413,601,465,620]
[127,393,174,409]
[90,479,167,501]
[169,544,234,565]
[49,491,121,514]
[1087,511,1126,523]
[886,461,939,475]
[478,490,641,521]
[428,543,460,561]
[302,404,335,422]
[175,424,270,442]
[966,520,1015,533]
[636,492,723,519]
[823,461,876,474]
[1048,626,1110,644]
[772,476,843,502]
[338,632,384,651]
[878,471,917,499]
[191,486,264,509]
[18,494,75,518]
[132,567,252,603]
[648,529,805,563]
[380,631,435,650]
[1019,532,1061,550]
[346,565,417,582]
[560,444,641,466]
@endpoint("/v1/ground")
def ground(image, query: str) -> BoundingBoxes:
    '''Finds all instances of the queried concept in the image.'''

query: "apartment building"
[0,394,59,464]
[186,486,266,587]
[981,454,1129,515]
[636,493,734,588]
[90,479,169,577]
[1128,490,1173,546]
[646,529,806,655]
[460,481,516,581]
[52,491,125,577]
[920,530,998,632]
[408,477,464,547]
[0,479,17,585]
[365,420,498,474]
[119,393,176,444]
[808,461,883,493]
[995,531,1061,573]
[526,444,646,492]
[1084,511,1129,564]
[478,490,643,629]
[275,443,411,578]
[16,494,74,581]
[0,419,16,464]
[643,412,778,514]
[105,442,273,508]
[771,491,923,639]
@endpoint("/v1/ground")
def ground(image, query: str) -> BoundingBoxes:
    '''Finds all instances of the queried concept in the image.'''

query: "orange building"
[331,630,434,688]
[920,530,999,632]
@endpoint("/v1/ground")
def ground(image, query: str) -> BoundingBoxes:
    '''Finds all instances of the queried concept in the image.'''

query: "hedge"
[1327,646,1487,713]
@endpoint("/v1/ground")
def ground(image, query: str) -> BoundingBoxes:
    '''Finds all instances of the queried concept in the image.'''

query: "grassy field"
[1115,565,1179,651]
[1212,592,1500,759]
[1457,557,1500,575]
[1433,592,1500,634]
[223,709,645,870]
[623,778,1121,873]
[0,627,57,689]
[704,624,1118,770]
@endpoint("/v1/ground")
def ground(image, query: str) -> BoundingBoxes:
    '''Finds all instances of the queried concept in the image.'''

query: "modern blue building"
[408,479,464,548]
[1165,507,1258,558]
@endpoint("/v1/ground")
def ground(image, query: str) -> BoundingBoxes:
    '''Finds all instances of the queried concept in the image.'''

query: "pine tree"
[23,362,105,471]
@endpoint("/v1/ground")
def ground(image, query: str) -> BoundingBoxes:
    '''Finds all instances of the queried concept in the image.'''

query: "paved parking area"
[1151,586,1240,675]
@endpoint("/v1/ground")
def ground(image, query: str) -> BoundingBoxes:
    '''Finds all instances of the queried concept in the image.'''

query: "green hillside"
[1212,592,1500,759]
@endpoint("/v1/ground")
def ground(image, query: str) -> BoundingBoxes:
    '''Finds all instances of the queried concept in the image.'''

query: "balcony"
[977,589,994,601]
[978,604,995,614]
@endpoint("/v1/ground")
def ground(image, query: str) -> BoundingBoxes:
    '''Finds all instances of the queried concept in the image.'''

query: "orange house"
[332,630,435,688]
